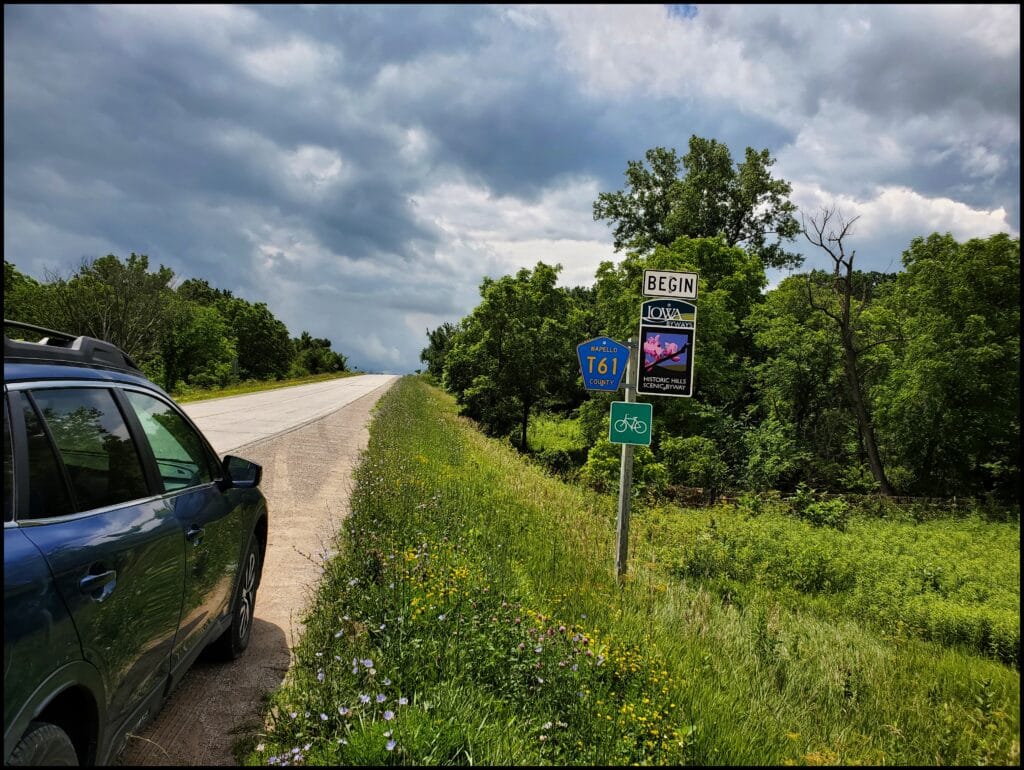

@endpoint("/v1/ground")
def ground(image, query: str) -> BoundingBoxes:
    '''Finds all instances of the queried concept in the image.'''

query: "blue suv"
[4,320,269,765]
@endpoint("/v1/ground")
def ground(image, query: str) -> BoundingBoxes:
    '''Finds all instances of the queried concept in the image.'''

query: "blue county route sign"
[577,336,630,391]
[636,298,696,398]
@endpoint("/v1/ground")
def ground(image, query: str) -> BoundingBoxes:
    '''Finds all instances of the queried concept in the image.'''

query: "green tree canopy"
[593,137,801,268]
[443,263,579,451]
[420,322,461,382]
[47,253,176,375]
[874,233,1020,498]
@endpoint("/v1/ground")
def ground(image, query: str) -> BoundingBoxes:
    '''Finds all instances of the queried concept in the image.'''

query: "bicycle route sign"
[636,298,696,398]
[609,401,653,446]
[577,336,630,391]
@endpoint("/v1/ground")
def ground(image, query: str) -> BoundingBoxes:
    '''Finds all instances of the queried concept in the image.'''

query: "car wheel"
[209,532,261,660]
[8,721,78,766]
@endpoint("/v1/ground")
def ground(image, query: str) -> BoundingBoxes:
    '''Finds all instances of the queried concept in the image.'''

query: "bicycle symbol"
[614,415,648,434]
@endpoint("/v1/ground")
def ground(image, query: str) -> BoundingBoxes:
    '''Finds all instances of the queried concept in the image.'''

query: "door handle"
[79,569,117,601]
[186,525,204,545]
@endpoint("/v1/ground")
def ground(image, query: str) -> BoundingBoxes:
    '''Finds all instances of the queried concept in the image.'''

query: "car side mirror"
[221,455,262,489]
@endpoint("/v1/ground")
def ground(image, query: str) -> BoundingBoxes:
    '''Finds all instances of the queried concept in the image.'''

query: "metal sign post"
[615,337,638,579]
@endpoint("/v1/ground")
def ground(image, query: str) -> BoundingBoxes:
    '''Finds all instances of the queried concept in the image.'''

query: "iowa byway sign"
[636,298,696,398]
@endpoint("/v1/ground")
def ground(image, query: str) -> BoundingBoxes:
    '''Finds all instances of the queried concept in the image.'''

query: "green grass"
[527,414,585,454]
[247,377,1020,766]
[171,371,360,403]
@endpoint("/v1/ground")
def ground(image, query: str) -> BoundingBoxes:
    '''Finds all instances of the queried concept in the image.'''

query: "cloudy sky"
[4,5,1019,373]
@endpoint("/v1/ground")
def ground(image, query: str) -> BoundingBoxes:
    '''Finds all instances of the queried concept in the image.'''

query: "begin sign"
[643,269,698,300]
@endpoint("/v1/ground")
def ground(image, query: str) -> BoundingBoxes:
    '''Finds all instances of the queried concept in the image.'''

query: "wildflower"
[438,613,446,621]
[543,722,553,730]
[535,646,543,654]
[339,706,350,716]
[359,694,371,704]
[386,739,397,752]
[334,630,344,638]
[376,693,386,703]
[317,670,325,682]
[256,743,266,753]
[384,678,392,686]
[337,738,348,745]
[361,659,374,669]
[398,697,408,706]
[348,578,359,587]
[384,710,395,721]
[289,712,297,719]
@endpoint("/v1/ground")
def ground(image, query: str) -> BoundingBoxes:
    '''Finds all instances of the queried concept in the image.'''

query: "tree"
[443,263,577,452]
[218,298,294,380]
[4,261,58,329]
[293,331,347,375]
[874,233,1020,498]
[802,208,895,496]
[593,136,802,268]
[47,253,176,372]
[160,298,237,391]
[420,322,460,381]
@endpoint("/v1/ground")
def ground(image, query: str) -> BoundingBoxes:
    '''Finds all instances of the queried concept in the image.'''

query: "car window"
[124,390,216,492]
[31,388,149,512]
[20,395,76,519]
[3,396,14,522]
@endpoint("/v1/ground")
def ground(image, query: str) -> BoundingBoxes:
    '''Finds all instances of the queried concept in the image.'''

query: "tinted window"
[31,388,149,512]
[21,396,76,519]
[125,391,215,492]
[3,397,14,522]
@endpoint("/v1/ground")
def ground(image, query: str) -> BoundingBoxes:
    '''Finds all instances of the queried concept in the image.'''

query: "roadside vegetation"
[247,378,1019,766]
[421,136,1020,505]
[4,255,353,393]
[172,370,359,403]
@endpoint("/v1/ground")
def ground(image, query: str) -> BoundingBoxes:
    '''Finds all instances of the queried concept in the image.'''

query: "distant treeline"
[422,136,1020,502]
[4,254,349,393]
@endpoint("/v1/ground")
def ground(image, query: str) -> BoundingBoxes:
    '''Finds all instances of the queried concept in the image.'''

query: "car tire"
[209,532,261,660]
[8,721,79,766]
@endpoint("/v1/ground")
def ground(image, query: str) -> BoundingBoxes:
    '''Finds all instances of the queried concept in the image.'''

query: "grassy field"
[246,377,1019,766]
[172,370,360,403]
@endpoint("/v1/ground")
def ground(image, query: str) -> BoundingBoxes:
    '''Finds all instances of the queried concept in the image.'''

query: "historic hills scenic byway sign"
[636,298,696,398]
[577,336,630,391]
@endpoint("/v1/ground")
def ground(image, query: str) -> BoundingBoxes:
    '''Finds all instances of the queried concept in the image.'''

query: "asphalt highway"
[182,373,397,454]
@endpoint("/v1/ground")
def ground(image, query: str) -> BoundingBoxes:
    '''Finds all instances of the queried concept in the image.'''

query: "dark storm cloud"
[4,5,1019,371]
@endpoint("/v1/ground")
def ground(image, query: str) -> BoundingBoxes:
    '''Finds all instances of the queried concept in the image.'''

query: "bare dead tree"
[802,207,894,496]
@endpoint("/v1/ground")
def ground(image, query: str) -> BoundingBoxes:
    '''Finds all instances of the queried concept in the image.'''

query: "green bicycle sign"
[609,401,653,446]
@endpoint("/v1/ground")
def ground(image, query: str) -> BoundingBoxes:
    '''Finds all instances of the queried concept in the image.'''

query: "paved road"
[182,374,397,454]
[118,374,397,766]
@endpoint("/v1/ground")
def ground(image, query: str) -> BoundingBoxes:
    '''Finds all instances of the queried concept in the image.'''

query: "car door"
[12,385,186,735]
[119,388,244,670]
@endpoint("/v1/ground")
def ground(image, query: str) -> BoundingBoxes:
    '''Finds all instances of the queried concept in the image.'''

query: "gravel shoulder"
[117,379,394,765]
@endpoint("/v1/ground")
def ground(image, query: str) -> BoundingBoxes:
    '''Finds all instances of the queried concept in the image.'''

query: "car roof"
[3,319,168,396]
[3,359,165,393]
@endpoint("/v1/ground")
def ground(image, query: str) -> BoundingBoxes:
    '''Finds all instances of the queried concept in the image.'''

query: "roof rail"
[3,318,142,373]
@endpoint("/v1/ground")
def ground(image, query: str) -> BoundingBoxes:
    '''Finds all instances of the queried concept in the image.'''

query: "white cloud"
[792,181,1015,242]
[241,37,338,87]
[410,175,616,286]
